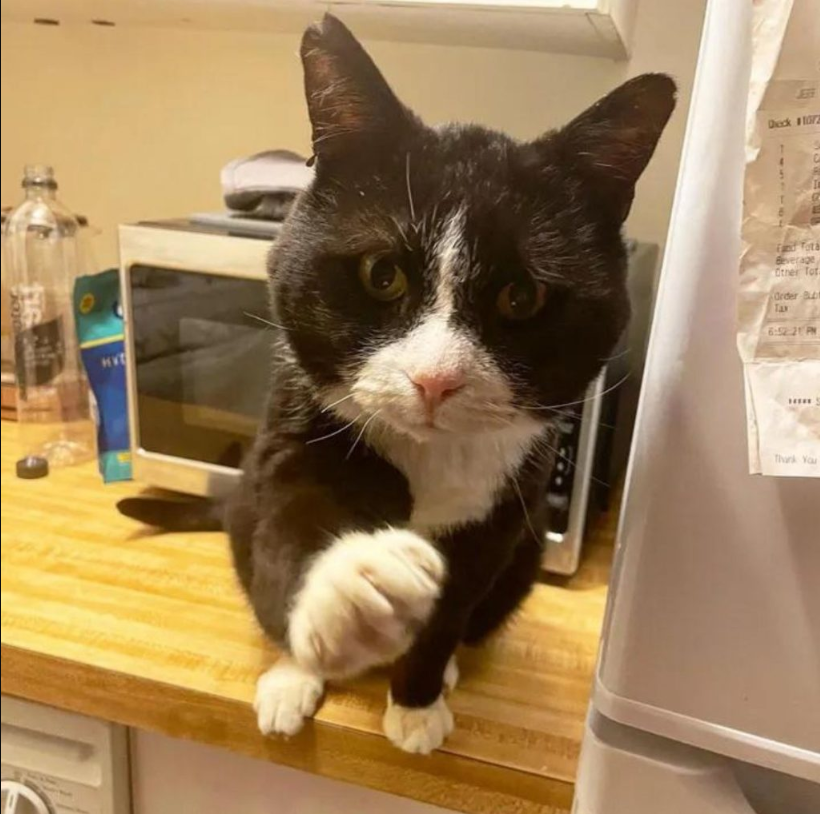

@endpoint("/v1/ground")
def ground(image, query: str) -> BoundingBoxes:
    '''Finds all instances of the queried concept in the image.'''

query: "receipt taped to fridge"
[738,0,820,477]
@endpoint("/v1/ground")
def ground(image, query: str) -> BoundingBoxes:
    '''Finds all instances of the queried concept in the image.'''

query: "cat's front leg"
[288,528,446,679]
[382,502,529,754]
[254,657,325,737]
[383,622,463,755]
[251,527,443,737]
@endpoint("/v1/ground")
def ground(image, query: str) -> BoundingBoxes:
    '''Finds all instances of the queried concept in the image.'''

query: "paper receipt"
[738,0,819,477]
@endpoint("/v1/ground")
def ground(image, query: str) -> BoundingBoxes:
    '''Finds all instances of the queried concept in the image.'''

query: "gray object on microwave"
[221,150,314,220]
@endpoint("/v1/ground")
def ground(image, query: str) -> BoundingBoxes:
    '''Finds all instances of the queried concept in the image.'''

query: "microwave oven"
[120,220,658,575]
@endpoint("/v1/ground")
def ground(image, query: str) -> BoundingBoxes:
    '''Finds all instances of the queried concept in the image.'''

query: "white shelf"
[0,0,635,58]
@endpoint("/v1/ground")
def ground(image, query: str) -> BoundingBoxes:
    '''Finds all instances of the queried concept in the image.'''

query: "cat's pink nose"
[410,370,465,415]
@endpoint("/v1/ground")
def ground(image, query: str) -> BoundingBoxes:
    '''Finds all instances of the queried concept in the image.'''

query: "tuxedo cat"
[120,14,675,754]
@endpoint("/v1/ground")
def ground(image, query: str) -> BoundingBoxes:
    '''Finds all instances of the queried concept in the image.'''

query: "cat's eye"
[358,254,408,302]
[497,279,547,321]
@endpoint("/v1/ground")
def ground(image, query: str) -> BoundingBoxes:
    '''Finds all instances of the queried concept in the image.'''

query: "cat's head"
[273,15,675,442]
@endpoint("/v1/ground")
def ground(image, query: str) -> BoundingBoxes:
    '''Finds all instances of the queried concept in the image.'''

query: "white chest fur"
[375,425,540,535]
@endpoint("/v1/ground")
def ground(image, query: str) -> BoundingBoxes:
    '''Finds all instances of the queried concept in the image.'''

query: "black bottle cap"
[16,456,49,479]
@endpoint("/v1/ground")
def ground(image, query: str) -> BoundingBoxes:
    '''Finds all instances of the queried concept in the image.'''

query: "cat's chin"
[389,423,449,444]
[357,414,452,444]
[377,413,540,445]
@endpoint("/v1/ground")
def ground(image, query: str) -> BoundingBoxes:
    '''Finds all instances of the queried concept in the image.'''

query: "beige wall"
[1,1,705,267]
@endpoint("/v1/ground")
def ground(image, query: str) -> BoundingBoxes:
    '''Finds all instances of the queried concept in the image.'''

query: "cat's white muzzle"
[334,315,525,440]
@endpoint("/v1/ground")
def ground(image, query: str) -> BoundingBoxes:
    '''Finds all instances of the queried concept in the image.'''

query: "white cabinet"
[0,0,637,57]
[130,729,453,814]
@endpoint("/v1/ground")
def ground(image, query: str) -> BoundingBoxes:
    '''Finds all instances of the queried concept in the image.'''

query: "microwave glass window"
[129,265,272,467]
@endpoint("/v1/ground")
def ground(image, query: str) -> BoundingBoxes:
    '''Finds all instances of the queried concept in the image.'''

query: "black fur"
[233,16,673,709]
[117,496,222,532]
[122,15,675,712]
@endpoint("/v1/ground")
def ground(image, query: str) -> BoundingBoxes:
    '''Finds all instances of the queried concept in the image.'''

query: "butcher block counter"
[0,420,616,814]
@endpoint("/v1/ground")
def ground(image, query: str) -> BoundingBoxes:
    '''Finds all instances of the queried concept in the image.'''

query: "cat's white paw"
[289,528,445,678]
[443,654,459,692]
[383,694,454,755]
[254,660,324,737]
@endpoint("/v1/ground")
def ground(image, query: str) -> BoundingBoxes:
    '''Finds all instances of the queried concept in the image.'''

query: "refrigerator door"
[593,0,820,784]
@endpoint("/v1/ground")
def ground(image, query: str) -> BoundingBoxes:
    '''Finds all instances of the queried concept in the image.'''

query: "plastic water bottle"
[3,165,95,468]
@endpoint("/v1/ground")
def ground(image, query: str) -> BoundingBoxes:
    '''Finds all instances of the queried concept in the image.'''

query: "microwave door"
[130,265,272,474]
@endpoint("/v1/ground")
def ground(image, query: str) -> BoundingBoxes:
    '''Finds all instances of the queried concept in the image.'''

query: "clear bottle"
[3,165,95,466]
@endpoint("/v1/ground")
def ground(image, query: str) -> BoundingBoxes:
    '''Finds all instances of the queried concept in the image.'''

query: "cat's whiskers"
[600,348,630,362]
[527,370,631,414]
[346,410,383,460]
[306,413,363,446]
[476,399,521,419]
[405,152,417,224]
[531,432,611,489]
[523,404,617,431]
[312,126,361,147]
[511,475,541,546]
[244,312,290,332]
[320,392,356,414]
[390,215,410,248]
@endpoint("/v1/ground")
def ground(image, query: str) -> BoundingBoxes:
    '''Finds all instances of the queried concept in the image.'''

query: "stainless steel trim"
[132,449,240,498]
[120,224,272,497]
[119,224,272,280]
[542,371,605,576]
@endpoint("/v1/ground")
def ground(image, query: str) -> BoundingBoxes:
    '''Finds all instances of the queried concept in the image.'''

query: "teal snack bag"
[74,270,133,482]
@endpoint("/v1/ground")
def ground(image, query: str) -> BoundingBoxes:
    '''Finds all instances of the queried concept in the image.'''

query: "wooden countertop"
[1,420,616,814]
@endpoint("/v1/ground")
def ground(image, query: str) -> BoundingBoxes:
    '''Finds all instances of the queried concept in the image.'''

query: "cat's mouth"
[376,402,542,449]
[321,383,528,443]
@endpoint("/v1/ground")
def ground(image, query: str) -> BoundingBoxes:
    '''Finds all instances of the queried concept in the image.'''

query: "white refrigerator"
[573,0,820,811]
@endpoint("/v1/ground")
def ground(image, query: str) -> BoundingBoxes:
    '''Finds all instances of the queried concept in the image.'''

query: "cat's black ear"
[551,74,677,221]
[301,14,415,162]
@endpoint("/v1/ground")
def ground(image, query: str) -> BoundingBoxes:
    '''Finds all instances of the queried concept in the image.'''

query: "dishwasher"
[1,696,130,814]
